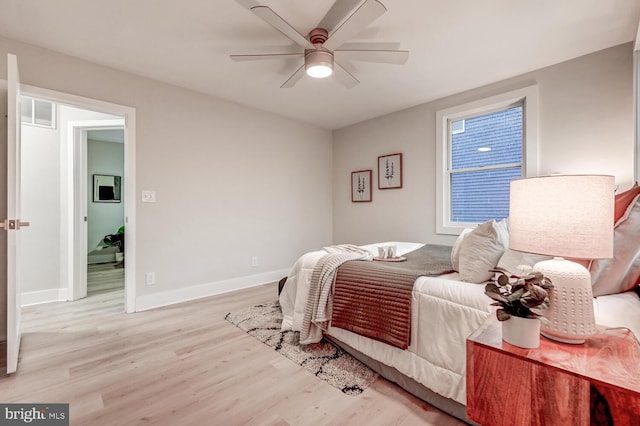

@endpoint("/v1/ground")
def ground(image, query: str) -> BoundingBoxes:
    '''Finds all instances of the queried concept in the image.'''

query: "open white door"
[3,54,28,374]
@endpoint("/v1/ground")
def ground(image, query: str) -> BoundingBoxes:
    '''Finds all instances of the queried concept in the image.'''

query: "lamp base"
[534,257,596,344]
[540,331,584,345]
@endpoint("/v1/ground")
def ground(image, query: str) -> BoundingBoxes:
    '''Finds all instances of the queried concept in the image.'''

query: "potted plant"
[484,267,553,348]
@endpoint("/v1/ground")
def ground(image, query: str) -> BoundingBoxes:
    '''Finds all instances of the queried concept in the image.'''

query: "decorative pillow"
[451,228,473,272]
[495,218,509,249]
[458,220,508,283]
[590,193,640,297]
[497,249,552,276]
[614,183,640,225]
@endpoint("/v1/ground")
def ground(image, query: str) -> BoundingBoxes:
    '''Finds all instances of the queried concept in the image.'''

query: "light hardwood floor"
[1,283,463,425]
[87,262,124,295]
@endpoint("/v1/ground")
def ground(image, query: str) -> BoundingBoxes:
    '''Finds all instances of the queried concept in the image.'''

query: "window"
[436,86,538,235]
[450,107,522,223]
[21,96,56,128]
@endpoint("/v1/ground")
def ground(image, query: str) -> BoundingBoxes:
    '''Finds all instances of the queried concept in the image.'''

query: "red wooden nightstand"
[466,317,640,425]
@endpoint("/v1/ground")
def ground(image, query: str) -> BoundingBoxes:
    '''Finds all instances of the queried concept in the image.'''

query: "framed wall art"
[378,153,402,189]
[351,170,372,202]
[93,174,122,202]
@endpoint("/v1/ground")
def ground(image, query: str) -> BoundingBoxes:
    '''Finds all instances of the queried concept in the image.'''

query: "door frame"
[21,83,137,313]
[68,120,125,302]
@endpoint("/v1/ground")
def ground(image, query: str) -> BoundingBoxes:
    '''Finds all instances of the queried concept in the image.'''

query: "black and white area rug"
[225,301,378,395]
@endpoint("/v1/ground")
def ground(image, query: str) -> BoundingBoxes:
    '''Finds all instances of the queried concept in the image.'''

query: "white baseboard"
[135,268,289,312]
[22,288,69,307]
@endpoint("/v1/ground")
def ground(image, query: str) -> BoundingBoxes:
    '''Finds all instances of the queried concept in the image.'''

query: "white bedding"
[279,241,640,406]
[594,291,640,338]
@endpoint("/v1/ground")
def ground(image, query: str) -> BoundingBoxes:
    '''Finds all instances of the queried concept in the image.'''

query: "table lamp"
[509,175,614,344]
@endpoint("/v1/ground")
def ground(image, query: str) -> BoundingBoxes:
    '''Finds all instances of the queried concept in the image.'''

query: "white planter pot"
[501,316,541,349]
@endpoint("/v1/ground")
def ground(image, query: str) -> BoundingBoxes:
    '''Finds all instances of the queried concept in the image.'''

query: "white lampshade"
[509,175,614,259]
[508,175,615,344]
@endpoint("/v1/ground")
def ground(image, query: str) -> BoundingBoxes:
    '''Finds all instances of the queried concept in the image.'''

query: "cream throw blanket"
[299,245,372,344]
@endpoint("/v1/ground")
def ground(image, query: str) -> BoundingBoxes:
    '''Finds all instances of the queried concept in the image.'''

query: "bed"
[279,241,494,422]
[279,236,640,424]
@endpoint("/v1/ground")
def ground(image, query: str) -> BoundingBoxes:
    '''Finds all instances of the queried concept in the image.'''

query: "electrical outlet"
[251,256,258,267]
[145,272,156,286]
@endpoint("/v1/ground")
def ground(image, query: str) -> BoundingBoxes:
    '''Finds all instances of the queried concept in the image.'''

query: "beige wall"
[333,43,635,246]
[0,35,333,327]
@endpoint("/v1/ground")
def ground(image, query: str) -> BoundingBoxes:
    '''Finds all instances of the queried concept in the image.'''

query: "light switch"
[141,190,156,203]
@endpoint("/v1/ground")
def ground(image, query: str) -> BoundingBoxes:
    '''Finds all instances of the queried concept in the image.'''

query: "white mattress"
[280,242,640,406]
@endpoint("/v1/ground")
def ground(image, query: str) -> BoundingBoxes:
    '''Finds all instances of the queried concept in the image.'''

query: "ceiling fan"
[231,0,409,88]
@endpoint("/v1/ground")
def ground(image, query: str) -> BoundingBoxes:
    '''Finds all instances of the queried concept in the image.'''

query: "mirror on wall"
[93,174,122,203]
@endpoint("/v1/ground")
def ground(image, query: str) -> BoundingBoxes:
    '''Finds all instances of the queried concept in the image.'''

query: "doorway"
[20,84,136,313]
[68,122,126,301]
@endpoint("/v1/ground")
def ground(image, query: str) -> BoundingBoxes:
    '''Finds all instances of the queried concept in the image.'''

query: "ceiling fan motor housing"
[308,28,329,45]
[305,48,334,78]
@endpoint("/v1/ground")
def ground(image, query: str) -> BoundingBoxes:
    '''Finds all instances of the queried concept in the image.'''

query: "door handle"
[0,219,30,230]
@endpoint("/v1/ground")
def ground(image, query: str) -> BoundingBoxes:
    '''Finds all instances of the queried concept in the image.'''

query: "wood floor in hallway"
[87,262,124,295]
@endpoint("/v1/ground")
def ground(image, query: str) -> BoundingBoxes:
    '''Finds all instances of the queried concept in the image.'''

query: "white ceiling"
[1,0,639,130]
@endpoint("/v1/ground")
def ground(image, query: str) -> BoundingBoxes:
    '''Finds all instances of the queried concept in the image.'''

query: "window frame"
[435,86,539,235]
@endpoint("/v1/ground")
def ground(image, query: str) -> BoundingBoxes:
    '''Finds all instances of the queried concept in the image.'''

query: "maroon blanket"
[331,244,453,349]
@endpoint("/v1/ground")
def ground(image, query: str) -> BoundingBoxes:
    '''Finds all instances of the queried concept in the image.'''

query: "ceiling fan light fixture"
[305,49,334,78]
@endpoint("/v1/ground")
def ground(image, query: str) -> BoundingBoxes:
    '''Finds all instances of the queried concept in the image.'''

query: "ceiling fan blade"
[230,53,304,61]
[235,0,261,8]
[333,62,360,89]
[317,0,363,34]
[338,41,401,50]
[334,49,409,65]
[250,6,313,49]
[323,0,386,51]
[281,64,306,88]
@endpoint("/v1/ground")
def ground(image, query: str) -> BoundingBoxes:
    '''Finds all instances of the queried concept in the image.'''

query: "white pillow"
[497,249,552,276]
[458,220,508,283]
[590,193,640,297]
[495,218,509,249]
[451,228,473,272]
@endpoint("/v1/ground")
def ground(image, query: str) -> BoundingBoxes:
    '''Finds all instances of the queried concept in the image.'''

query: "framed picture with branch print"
[378,153,402,189]
[351,170,372,202]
